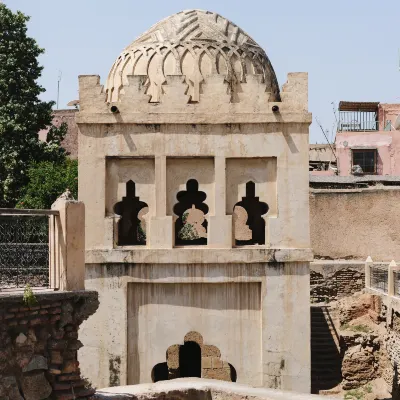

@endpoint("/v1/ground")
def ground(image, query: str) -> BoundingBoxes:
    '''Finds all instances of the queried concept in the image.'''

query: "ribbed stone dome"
[105,9,280,103]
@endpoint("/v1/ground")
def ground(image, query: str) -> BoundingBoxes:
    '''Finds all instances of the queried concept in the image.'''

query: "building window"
[352,149,377,174]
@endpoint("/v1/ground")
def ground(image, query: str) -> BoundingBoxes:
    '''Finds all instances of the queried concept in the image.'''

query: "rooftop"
[105,9,280,103]
[338,101,379,112]
[310,174,400,189]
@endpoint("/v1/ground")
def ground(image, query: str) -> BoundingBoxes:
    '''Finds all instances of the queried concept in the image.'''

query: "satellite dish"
[394,114,400,130]
[343,141,348,148]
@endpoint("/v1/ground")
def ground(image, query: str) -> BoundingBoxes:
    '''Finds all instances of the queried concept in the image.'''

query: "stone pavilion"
[76,9,312,393]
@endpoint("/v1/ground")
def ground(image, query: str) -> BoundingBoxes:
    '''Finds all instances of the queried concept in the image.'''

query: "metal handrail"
[0,209,60,290]
[0,208,59,216]
[338,120,379,132]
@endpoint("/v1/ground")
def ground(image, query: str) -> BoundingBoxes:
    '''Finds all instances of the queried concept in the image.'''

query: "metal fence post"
[389,260,398,297]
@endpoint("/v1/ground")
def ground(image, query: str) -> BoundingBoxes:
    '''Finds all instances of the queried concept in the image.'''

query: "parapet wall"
[0,290,98,400]
[310,188,400,261]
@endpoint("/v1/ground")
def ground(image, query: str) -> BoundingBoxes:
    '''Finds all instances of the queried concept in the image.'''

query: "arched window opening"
[173,179,208,246]
[151,331,237,383]
[113,180,149,246]
[151,362,168,383]
[233,181,268,246]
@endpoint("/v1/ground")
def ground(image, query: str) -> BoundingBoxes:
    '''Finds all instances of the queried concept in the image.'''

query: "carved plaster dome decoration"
[105,9,281,104]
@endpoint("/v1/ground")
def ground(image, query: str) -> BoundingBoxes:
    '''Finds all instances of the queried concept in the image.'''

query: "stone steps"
[311,306,342,394]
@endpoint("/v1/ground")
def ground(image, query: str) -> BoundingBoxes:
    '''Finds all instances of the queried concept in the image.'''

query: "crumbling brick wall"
[383,307,400,390]
[0,290,98,400]
[311,263,364,303]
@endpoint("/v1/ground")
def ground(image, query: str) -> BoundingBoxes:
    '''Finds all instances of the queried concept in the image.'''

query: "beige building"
[76,9,312,393]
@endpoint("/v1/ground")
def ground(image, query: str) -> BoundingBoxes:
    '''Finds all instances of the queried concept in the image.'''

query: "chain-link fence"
[0,209,58,290]
[394,270,400,297]
[370,264,388,293]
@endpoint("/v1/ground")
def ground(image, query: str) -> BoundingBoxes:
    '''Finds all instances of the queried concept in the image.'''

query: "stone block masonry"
[77,7,312,393]
[0,290,98,400]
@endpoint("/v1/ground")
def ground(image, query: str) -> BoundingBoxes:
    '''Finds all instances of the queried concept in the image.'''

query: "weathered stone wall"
[337,293,386,390]
[384,309,400,376]
[310,188,400,261]
[310,261,364,303]
[379,294,400,394]
[0,291,98,400]
[335,292,400,394]
[81,262,311,393]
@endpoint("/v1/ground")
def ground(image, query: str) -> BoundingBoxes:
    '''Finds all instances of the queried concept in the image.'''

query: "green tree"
[0,4,67,207]
[17,159,78,209]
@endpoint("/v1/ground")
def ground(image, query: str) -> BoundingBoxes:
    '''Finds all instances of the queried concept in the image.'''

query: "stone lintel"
[86,248,313,264]
[94,377,324,400]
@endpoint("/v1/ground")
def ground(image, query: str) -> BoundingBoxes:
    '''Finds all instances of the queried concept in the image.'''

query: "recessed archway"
[173,180,209,246]
[151,331,236,383]
[114,180,149,245]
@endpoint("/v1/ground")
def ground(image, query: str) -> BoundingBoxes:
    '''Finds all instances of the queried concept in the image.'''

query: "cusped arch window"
[113,180,149,246]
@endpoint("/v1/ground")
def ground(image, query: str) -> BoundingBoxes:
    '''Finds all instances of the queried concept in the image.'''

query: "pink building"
[38,109,78,159]
[335,101,400,176]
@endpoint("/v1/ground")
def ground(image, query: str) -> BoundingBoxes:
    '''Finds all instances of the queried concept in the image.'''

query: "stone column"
[50,192,85,291]
[208,156,232,248]
[365,256,373,289]
[263,262,311,393]
[149,155,173,248]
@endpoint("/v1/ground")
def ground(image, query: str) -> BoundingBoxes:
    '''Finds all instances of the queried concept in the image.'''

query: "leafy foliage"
[17,159,78,209]
[0,4,67,207]
[23,284,38,307]
[344,384,373,400]
[341,323,371,333]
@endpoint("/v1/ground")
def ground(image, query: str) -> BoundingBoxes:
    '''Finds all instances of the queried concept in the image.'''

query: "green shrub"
[17,159,77,209]
[23,284,38,307]
[340,323,371,333]
[350,324,371,333]
[344,389,364,400]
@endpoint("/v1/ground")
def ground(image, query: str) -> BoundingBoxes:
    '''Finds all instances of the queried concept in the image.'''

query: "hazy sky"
[6,0,400,143]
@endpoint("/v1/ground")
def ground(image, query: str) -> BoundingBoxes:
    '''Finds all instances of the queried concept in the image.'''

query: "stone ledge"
[76,112,312,125]
[94,378,325,400]
[86,248,313,265]
[0,290,98,302]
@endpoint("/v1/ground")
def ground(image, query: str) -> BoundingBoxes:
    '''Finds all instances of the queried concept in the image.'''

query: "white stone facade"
[77,9,312,393]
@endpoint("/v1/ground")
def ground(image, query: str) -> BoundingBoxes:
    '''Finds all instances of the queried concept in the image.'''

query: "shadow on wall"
[311,306,342,394]
[233,181,268,246]
[114,180,148,246]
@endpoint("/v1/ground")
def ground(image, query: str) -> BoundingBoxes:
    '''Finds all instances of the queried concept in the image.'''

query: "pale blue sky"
[6,0,400,143]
